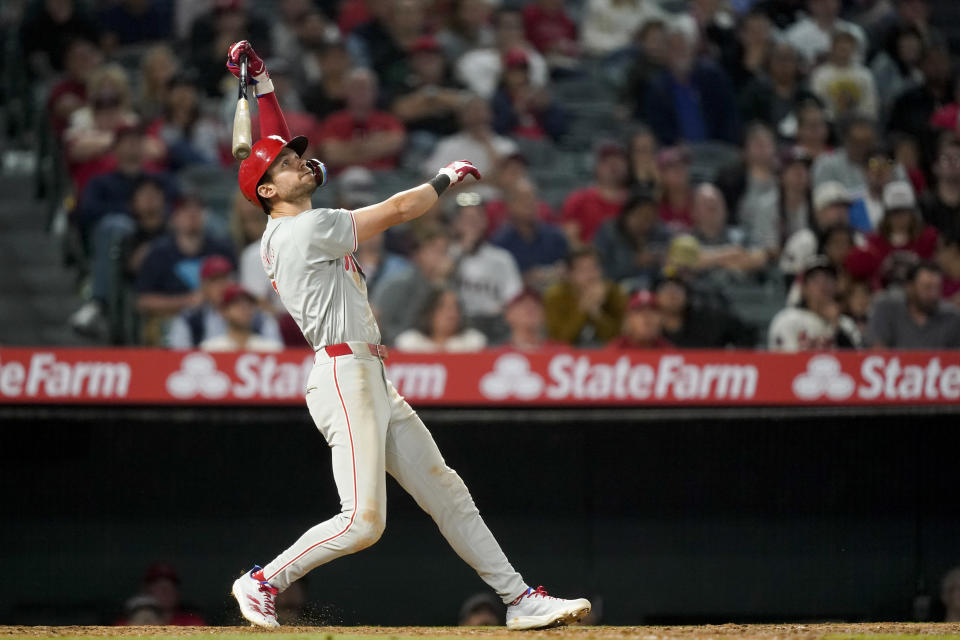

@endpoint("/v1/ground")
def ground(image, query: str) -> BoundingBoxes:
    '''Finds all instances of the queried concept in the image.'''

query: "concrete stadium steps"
[0,173,92,346]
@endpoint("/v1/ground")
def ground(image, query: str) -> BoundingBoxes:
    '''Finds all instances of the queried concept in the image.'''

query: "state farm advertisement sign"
[1,348,959,406]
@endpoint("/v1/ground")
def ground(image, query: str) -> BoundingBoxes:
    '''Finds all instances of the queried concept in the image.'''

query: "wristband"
[254,75,274,97]
[428,173,451,197]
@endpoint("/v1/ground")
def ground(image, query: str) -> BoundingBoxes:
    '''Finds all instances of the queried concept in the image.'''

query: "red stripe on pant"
[267,357,358,581]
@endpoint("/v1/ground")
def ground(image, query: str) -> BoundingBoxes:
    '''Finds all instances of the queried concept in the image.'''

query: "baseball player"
[224,41,591,631]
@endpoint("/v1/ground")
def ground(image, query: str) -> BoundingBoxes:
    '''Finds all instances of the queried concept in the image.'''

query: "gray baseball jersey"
[260,207,380,349]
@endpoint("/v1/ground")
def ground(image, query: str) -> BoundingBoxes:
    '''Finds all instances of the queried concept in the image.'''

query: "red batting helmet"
[238,134,309,205]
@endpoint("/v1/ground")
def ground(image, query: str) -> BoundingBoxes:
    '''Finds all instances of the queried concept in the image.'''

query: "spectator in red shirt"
[846,181,939,286]
[522,0,578,66]
[561,141,630,245]
[609,290,672,349]
[657,146,694,231]
[317,68,406,173]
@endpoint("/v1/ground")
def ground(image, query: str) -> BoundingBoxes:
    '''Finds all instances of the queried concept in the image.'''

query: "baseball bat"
[232,54,252,160]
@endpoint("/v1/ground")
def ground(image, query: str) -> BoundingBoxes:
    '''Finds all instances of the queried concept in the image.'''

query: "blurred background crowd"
[3,0,960,352]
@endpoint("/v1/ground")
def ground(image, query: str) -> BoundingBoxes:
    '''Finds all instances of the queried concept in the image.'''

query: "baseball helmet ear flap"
[238,135,310,204]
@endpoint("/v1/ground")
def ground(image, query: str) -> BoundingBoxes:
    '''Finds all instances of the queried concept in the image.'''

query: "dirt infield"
[2,625,960,640]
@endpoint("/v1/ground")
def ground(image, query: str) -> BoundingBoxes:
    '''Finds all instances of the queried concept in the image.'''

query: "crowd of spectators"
[9,0,960,351]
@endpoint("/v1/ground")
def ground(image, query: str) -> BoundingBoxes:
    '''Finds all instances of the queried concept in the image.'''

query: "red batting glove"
[439,160,482,184]
[225,40,274,95]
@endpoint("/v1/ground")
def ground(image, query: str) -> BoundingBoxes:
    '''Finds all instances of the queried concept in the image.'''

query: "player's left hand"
[439,160,482,184]
[305,158,327,187]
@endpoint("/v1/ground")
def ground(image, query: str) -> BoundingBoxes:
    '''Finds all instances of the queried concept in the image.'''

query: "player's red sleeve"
[257,92,291,141]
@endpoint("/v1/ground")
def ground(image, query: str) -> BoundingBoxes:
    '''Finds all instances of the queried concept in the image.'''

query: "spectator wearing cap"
[920,138,960,243]
[810,28,879,121]
[395,288,487,352]
[608,290,671,349]
[593,189,672,287]
[783,0,867,68]
[544,247,628,347]
[768,257,862,351]
[449,195,523,342]
[784,222,856,307]
[135,197,236,343]
[75,124,177,239]
[780,180,853,278]
[423,95,518,192]
[868,261,960,348]
[130,562,206,625]
[848,146,899,232]
[561,142,630,245]
[389,35,468,141]
[846,181,939,285]
[491,47,567,142]
[200,285,284,352]
[491,178,568,291]
[168,255,281,349]
[642,19,740,146]
[70,176,172,338]
[455,8,549,101]
[656,146,694,232]
[739,41,818,135]
[372,226,453,346]
[317,68,406,173]
[654,274,756,348]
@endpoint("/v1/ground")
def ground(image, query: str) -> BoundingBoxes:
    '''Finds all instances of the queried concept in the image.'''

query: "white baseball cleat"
[506,586,592,630]
[231,565,280,628]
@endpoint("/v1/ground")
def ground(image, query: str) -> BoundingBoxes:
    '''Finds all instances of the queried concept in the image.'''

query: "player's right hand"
[439,160,482,184]
[226,40,267,82]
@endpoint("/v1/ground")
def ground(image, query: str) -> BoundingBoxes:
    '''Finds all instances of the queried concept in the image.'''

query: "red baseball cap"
[410,35,442,55]
[504,47,529,68]
[628,290,659,311]
[200,254,232,280]
[220,283,256,307]
[238,135,309,205]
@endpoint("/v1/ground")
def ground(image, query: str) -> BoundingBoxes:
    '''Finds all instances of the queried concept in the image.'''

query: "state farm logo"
[480,354,544,400]
[166,353,231,399]
[792,354,855,400]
